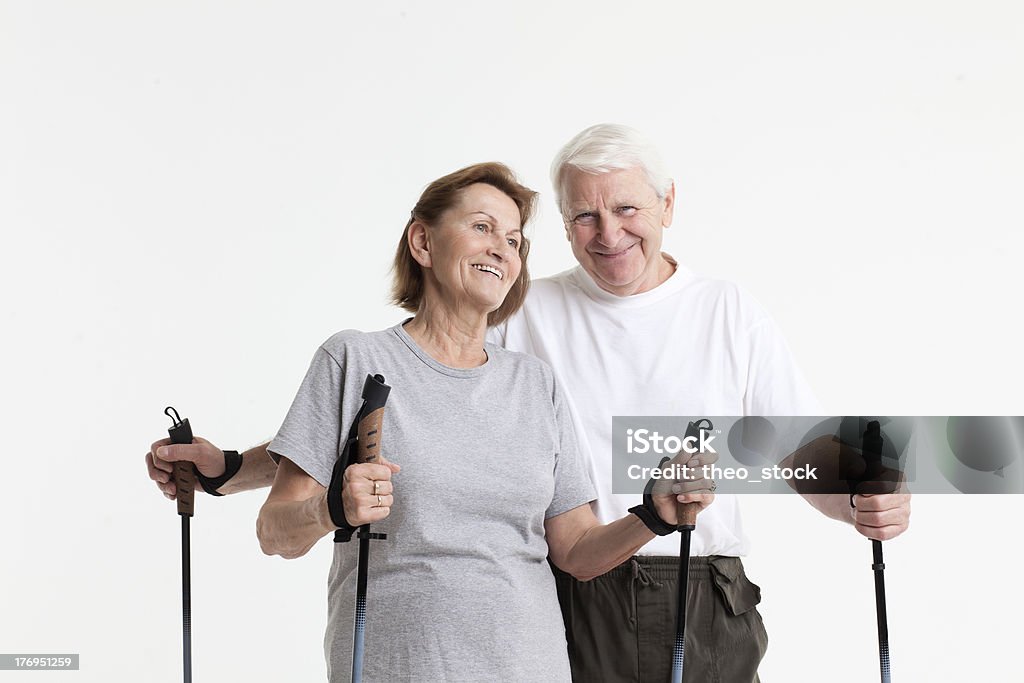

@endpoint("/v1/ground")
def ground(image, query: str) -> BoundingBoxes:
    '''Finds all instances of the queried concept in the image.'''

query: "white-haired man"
[148,124,911,682]
[493,123,905,681]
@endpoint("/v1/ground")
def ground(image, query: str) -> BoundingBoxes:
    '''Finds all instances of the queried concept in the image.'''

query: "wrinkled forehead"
[563,166,659,207]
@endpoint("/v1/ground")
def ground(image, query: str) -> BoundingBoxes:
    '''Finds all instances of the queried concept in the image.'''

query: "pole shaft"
[352,531,371,683]
[182,515,192,683]
[671,529,692,683]
[872,539,890,683]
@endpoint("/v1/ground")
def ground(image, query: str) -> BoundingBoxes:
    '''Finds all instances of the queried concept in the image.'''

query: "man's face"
[562,166,675,296]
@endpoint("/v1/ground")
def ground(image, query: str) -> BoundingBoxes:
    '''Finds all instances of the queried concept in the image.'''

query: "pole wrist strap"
[195,450,243,496]
[329,434,360,542]
[629,456,678,536]
[629,504,678,536]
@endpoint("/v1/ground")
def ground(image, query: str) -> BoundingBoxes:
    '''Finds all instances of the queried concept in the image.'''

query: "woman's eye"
[474,223,489,232]
[507,238,519,248]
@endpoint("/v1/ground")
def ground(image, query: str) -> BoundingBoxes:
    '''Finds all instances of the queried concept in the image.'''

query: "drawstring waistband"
[615,556,716,624]
[630,558,659,587]
[627,559,660,624]
[557,556,736,623]
[609,555,714,582]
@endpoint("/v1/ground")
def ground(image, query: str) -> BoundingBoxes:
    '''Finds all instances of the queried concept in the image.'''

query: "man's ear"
[407,221,432,268]
[661,181,676,229]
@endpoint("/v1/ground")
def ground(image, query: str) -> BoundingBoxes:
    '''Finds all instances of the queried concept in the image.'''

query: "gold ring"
[377,495,383,507]
[374,480,381,495]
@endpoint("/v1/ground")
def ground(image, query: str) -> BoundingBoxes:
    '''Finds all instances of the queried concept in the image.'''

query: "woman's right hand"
[341,459,401,527]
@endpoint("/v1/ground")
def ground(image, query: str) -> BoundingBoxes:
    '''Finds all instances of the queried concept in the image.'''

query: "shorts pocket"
[708,557,762,616]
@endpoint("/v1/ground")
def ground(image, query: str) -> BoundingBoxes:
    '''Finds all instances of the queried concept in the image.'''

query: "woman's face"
[425,183,523,317]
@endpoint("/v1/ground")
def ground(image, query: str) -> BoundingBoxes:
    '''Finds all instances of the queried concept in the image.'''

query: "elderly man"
[148,124,911,682]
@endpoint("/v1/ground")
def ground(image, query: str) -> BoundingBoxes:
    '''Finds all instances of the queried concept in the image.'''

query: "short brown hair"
[391,162,536,326]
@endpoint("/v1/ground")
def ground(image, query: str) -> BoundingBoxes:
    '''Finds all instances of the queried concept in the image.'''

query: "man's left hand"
[850,492,911,541]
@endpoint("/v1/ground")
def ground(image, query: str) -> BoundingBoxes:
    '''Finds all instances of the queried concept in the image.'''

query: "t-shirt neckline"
[392,320,490,379]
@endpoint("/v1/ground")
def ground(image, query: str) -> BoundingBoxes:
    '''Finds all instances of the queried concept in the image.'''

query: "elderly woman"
[256,162,693,682]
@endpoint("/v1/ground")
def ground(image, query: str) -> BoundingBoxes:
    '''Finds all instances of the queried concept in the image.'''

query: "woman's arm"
[545,492,714,582]
[256,457,399,559]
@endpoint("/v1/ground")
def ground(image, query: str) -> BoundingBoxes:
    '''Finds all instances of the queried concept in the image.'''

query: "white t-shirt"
[490,256,821,557]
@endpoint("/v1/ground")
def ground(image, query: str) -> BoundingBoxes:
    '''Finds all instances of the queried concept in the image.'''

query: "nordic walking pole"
[165,407,196,683]
[872,539,890,682]
[671,503,697,683]
[350,375,390,683]
[671,419,713,683]
[324,374,392,683]
[860,420,891,683]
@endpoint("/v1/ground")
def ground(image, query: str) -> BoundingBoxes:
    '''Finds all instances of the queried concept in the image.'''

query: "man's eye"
[574,212,596,223]
[617,206,637,216]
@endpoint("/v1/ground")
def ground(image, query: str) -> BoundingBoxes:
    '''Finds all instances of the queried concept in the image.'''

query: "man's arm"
[781,434,912,540]
[738,305,912,540]
[146,439,278,499]
[256,457,335,559]
[219,444,279,494]
[802,492,911,541]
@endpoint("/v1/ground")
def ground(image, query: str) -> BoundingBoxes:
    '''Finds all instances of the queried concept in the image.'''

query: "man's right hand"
[146,436,225,500]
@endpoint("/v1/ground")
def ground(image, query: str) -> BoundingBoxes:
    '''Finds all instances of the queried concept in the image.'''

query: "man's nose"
[595,213,624,245]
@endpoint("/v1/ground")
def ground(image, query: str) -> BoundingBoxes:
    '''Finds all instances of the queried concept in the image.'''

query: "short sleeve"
[742,317,822,416]
[546,374,597,519]
[268,345,346,486]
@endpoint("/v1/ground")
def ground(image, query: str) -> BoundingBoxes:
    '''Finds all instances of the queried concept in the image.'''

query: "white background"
[2,2,1022,681]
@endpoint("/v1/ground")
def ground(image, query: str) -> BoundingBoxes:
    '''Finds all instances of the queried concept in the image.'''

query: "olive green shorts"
[552,556,768,683]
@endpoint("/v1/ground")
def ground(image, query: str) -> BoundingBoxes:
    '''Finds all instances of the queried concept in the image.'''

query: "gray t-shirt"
[269,322,595,682]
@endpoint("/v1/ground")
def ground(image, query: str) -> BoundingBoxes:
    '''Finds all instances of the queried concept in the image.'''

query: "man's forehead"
[565,190,657,211]
[563,167,655,204]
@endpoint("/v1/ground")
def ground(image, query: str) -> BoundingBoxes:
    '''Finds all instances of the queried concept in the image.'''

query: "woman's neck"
[403,302,489,368]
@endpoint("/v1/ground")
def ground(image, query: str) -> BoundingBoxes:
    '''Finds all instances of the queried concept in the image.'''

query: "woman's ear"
[407,221,432,268]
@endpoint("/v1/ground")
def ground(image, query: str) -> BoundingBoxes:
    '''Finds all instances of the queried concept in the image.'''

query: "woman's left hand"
[340,458,401,527]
